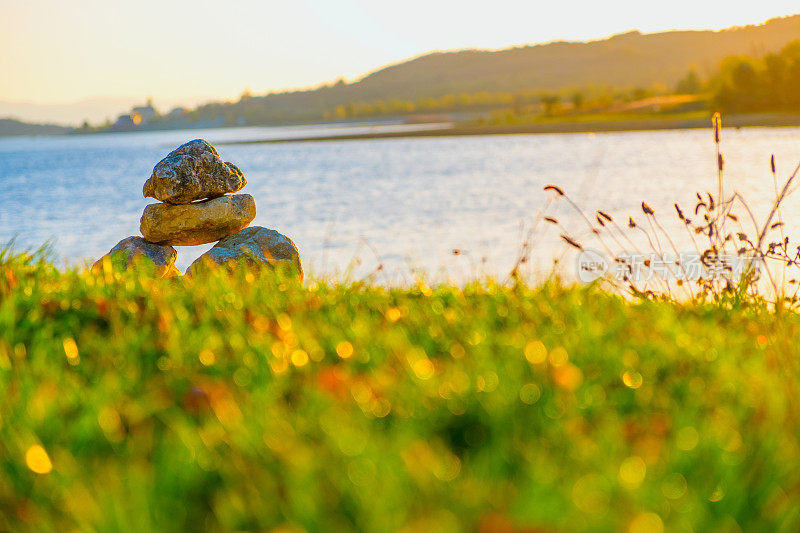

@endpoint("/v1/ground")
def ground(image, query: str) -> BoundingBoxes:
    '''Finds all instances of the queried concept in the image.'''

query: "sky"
[1,0,799,105]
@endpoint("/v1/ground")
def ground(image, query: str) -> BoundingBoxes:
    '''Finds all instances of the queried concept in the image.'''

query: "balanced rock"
[140,194,256,246]
[186,226,302,279]
[143,139,246,204]
[92,236,180,278]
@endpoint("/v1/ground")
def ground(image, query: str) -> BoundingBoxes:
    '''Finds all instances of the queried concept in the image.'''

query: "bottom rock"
[186,226,302,279]
[92,236,180,278]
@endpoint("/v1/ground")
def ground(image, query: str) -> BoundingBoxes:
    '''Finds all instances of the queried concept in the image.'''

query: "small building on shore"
[110,100,158,131]
[110,114,136,131]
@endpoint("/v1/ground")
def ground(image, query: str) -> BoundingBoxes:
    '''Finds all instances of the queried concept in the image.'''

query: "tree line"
[322,86,666,120]
[710,40,800,113]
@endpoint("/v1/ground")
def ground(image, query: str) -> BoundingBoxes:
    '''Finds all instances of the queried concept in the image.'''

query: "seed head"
[712,112,722,143]
[560,234,582,250]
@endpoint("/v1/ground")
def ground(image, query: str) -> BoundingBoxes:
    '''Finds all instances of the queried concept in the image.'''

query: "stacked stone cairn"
[93,139,302,279]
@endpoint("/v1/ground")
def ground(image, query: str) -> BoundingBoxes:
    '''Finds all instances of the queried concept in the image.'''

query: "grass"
[2,250,800,532]
[523,113,800,307]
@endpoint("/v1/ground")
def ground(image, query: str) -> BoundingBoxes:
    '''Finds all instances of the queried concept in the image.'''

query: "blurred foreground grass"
[1,250,799,532]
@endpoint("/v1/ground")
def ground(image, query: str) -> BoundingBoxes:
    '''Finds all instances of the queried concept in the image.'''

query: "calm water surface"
[1,123,799,282]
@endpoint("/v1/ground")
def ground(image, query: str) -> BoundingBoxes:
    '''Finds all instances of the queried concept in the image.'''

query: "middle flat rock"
[140,194,256,246]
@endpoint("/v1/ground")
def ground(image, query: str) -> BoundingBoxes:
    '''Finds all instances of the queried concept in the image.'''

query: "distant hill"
[0,97,139,127]
[349,15,800,100]
[0,96,216,127]
[165,14,800,127]
[0,119,72,137]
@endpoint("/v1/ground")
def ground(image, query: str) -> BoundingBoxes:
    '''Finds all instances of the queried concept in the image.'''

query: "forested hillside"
[152,14,800,127]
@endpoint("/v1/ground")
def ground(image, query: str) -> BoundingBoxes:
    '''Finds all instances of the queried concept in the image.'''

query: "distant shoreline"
[221,113,800,145]
[5,112,800,142]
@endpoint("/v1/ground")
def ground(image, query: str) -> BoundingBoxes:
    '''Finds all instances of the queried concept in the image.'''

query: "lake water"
[1,122,799,283]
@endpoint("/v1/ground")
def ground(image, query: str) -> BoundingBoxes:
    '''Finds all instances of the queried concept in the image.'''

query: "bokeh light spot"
[520,383,542,404]
[336,341,354,359]
[661,473,688,500]
[413,358,435,379]
[553,363,583,390]
[291,350,309,367]
[549,346,569,367]
[622,371,643,389]
[572,473,611,515]
[62,337,80,365]
[629,512,663,533]
[619,456,647,488]
[198,349,215,366]
[524,341,547,364]
[386,307,402,322]
[25,445,52,474]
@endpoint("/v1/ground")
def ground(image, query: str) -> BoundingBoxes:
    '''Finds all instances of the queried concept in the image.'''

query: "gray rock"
[140,194,256,246]
[186,226,302,279]
[143,139,246,204]
[92,236,180,278]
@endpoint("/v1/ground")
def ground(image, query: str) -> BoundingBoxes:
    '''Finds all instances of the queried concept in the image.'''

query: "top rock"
[143,139,246,204]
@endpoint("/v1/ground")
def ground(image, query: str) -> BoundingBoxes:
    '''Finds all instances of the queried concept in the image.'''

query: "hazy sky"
[1,0,798,104]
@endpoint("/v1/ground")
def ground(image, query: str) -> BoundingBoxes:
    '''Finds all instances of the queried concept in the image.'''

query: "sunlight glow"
[1,0,797,103]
